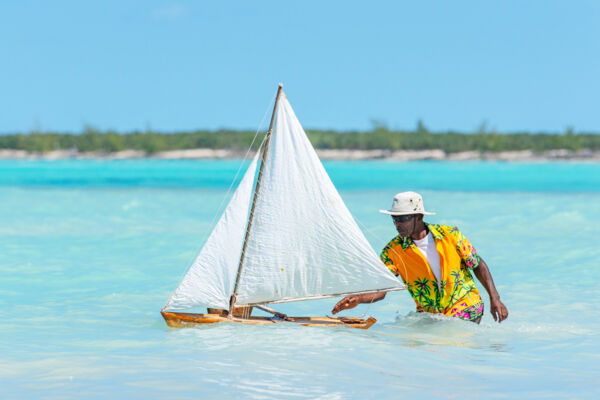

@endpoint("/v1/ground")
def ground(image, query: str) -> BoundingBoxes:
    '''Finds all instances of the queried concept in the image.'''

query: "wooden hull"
[161,311,376,329]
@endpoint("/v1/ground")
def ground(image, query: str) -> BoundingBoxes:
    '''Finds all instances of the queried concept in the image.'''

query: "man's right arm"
[331,292,387,314]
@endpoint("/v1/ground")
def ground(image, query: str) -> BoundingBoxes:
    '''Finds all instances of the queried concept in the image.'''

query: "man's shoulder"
[381,234,406,254]
[428,223,460,232]
[426,223,461,239]
[382,235,400,251]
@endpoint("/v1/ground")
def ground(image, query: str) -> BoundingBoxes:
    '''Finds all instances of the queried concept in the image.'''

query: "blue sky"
[1,1,599,134]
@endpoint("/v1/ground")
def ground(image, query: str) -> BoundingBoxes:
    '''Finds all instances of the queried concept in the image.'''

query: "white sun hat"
[379,191,436,216]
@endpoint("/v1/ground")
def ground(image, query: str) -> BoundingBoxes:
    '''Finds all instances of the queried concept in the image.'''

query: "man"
[332,191,508,323]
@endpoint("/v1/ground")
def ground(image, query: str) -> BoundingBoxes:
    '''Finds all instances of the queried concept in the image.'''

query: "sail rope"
[164,93,274,313]
[363,296,375,320]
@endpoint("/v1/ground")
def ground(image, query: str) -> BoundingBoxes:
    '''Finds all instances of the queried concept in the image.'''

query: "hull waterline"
[161,311,376,329]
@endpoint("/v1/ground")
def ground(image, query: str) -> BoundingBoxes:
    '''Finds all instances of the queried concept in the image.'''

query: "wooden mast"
[229,83,284,314]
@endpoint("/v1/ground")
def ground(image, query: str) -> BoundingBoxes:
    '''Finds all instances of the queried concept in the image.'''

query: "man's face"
[392,214,417,237]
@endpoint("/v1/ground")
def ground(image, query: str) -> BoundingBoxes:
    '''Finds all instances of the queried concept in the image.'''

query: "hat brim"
[379,209,436,216]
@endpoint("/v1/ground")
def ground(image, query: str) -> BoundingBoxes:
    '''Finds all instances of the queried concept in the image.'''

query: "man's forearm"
[358,292,387,303]
[474,258,500,300]
[331,291,387,314]
[473,257,509,322]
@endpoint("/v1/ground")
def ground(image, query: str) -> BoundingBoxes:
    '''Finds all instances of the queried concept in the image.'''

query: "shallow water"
[1,160,599,399]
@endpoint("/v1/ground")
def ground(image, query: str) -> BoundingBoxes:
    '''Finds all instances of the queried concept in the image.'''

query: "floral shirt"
[380,223,483,320]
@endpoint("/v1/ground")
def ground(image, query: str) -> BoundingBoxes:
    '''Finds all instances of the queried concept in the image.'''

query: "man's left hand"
[490,298,509,323]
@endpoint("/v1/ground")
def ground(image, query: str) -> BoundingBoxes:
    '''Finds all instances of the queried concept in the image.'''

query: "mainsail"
[164,152,260,310]
[234,92,404,306]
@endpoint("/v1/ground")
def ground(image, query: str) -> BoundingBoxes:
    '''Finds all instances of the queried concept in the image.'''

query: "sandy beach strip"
[1,148,600,161]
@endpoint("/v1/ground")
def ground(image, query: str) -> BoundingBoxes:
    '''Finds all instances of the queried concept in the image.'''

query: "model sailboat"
[161,84,405,329]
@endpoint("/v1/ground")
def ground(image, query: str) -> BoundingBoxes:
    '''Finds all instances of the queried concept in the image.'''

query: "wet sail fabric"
[164,153,260,310]
[235,93,404,306]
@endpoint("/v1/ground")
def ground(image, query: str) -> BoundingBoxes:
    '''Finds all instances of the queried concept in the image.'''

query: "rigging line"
[206,134,266,236]
[164,134,267,311]
[361,291,377,319]
[204,91,277,236]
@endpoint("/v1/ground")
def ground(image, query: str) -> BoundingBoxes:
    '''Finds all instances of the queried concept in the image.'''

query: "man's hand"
[490,297,509,323]
[332,292,387,314]
[332,295,360,314]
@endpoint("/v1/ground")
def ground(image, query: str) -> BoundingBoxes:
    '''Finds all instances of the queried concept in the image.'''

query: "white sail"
[235,93,404,306]
[164,153,260,310]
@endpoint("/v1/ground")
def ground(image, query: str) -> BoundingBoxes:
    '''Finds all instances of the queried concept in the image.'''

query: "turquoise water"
[1,160,599,399]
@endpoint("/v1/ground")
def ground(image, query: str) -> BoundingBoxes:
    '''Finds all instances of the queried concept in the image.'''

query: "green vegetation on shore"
[1,124,599,154]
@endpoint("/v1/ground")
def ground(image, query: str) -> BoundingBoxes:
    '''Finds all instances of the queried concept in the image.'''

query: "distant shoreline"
[2,148,600,161]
